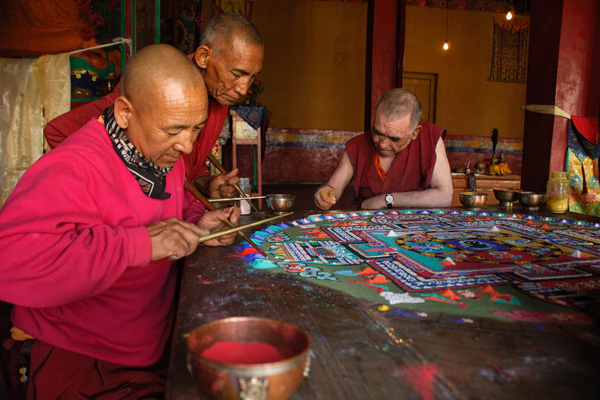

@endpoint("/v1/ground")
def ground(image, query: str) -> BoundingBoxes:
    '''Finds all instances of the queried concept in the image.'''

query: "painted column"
[365,0,405,131]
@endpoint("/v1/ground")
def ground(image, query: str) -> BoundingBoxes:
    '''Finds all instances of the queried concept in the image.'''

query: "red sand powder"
[200,341,287,364]
[403,364,437,400]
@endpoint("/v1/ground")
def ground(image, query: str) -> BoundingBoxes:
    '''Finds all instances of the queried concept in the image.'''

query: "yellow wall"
[248,0,367,131]
[202,3,526,139]
[404,6,527,139]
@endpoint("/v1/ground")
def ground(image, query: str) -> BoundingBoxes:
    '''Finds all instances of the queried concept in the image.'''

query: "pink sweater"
[0,119,205,366]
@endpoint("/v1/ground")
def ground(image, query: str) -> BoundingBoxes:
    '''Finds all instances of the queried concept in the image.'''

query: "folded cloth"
[569,116,600,160]
[572,116,599,143]
[231,105,270,130]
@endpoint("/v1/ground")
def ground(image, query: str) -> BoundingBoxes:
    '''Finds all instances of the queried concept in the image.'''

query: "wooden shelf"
[231,114,262,208]
[452,173,521,206]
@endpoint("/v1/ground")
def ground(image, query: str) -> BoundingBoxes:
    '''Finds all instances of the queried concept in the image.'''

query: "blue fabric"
[231,105,269,130]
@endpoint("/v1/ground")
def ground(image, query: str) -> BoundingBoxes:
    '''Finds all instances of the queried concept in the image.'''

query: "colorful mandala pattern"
[239,210,600,322]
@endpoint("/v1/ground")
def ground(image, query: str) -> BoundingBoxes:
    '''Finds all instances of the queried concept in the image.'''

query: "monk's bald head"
[120,44,206,111]
[113,44,209,166]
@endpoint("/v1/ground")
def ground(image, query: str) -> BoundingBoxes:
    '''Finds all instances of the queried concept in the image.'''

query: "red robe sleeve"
[44,84,121,149]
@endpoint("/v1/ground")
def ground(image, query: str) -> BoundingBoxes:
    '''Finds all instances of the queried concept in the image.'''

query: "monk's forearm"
[362,188,453,209]
[393,187,453,208]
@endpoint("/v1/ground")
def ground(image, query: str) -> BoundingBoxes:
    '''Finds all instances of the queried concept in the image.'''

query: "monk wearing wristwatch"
[314,88,453,210]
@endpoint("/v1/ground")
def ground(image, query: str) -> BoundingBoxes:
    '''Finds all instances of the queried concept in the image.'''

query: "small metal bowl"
[187,316,311,400]
[518,191,545,210]
[459,192,488,209]
[266,194,296,214]
[493,188,520,208]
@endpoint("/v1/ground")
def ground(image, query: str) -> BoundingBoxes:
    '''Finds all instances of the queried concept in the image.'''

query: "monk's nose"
[173,130,195,154]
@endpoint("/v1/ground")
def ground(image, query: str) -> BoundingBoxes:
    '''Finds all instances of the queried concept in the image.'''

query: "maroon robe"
[182,99,229,181]
[346,122,446,203]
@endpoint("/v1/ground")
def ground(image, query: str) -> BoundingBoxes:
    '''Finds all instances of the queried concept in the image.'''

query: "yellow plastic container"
[546,171,569,213]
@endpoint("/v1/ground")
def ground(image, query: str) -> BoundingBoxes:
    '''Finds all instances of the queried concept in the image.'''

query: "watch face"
[386,194,393,204]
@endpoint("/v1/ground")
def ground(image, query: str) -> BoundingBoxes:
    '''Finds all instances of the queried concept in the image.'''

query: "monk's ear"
[411,124,422,140]
[194,45,211,69]
[113,96,133,129]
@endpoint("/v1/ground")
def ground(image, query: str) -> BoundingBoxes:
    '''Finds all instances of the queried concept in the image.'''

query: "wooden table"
[165,208,600,400]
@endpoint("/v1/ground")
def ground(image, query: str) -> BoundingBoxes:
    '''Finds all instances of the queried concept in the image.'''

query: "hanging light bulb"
[506,0,514,20]
[443,5,449,51]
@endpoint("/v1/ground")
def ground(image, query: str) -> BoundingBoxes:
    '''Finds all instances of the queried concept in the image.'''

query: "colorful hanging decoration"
[489,16,529,83]
[567,117,600,217]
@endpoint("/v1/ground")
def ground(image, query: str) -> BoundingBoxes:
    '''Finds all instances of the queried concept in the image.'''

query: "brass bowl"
[187,317,311,400]
[518,191,545,210]
[459,191,488,209]
[266,194,296,214]
[493,188,520,208]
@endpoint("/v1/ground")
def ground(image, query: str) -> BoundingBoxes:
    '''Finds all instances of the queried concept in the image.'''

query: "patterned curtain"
[489,16,529,83]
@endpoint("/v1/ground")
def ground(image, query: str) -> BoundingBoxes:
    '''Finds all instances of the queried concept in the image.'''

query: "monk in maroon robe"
[44,12,264,199]
[314,88,453,210]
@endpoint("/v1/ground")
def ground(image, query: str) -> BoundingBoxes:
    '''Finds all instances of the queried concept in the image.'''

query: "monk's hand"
[197,206,241,247]
[208,168,240,199]
[314,185,337,210]
[147,217,207,261]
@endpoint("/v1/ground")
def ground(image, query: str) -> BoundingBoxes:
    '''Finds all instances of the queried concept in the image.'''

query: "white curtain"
[0,54,70,206]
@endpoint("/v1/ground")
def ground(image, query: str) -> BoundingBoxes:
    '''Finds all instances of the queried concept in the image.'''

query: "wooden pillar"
[521,0,600,192]
[364,0,405,131]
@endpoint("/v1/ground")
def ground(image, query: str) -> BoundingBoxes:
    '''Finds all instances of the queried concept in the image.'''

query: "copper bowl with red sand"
[186,316,311,400]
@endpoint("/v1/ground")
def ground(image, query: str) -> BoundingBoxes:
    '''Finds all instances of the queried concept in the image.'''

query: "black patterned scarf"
[103,105,172,199]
